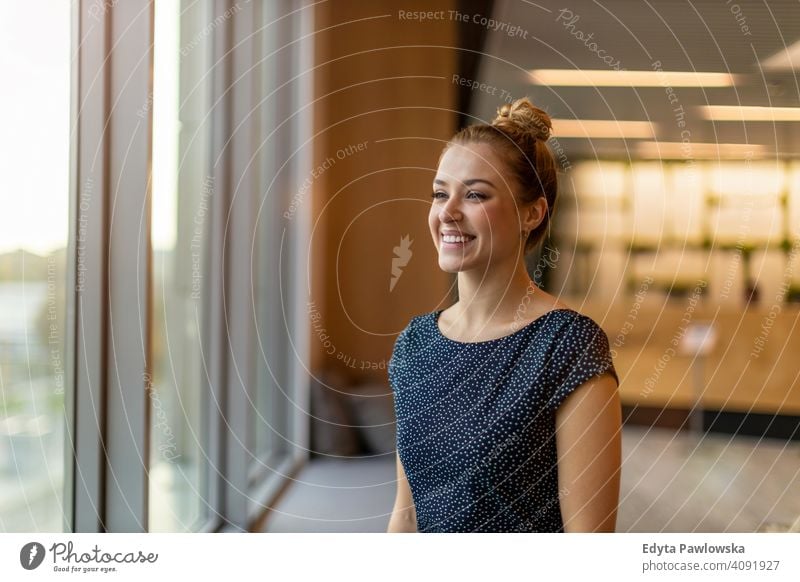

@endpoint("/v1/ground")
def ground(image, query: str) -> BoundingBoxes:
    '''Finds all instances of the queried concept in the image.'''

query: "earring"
[521,229,528,239]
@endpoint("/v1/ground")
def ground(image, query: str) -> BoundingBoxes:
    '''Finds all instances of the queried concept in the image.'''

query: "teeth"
[442,234,474,243]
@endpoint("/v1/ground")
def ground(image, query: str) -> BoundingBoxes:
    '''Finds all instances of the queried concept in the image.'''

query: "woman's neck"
[451,258,539,328]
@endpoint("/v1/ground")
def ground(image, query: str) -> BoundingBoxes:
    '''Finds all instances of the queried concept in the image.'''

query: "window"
[149,0,214,532]
[5,0,314,534]
[249,2,311,516]
[0,0,71,532]
[253,0,292,479]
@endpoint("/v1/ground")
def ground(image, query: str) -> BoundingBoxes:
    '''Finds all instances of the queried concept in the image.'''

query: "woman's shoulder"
[388,311,435,386]
[541,309,613,351]
[553,308,609,333]
[400,310,433,334]
[545,309,616,372]
[391,311,434,349]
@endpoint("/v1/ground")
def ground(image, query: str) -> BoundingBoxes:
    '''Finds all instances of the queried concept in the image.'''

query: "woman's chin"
[438,256,474,273]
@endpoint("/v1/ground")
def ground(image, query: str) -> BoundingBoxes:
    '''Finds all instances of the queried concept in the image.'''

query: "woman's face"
[429,141,537,273]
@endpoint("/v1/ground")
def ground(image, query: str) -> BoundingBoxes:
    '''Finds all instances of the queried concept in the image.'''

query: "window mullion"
[70,0,113,534]
[221,0,258,530]
[103,0,154,533]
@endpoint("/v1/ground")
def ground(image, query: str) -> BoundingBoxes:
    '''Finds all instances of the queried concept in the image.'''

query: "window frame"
[66,0,312,533]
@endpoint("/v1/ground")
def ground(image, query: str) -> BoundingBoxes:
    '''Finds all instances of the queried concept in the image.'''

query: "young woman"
[386,97,621,533]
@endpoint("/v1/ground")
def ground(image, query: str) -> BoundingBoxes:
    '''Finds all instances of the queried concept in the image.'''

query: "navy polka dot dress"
[388,308,619,533]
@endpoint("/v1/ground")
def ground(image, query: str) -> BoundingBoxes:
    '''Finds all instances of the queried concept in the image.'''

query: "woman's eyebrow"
[433,178,496,188]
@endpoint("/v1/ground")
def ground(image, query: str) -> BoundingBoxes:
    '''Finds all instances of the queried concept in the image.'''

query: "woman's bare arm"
[387,451,417,532]
[555,372,621,532]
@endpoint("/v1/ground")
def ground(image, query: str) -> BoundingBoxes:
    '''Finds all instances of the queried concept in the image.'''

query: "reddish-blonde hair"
[441,97,558,254]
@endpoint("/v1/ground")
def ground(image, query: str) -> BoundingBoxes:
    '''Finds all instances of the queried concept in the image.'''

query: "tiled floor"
[260,426,800,533]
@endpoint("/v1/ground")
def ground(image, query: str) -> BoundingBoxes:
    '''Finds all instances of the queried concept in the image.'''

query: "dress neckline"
[432,307,576,346]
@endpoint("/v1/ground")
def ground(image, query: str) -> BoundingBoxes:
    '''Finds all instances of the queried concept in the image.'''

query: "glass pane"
[0,1,71,532]
[148,0,213,532]
[253,2,293,476]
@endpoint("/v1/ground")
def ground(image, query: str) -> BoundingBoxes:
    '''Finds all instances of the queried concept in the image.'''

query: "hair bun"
[492,97,552,142]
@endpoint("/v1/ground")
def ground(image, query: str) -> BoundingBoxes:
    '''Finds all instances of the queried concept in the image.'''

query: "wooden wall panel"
[310,0,458,383]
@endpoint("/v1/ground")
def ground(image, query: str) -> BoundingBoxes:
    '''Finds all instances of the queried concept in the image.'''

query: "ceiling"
[471,0,800,159]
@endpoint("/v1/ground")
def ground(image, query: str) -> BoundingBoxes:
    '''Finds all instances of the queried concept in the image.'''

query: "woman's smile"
[440,231,477,249]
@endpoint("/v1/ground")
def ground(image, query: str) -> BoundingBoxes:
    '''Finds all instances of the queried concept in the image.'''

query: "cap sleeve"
[388,319,414,394]
[545,314,619,413]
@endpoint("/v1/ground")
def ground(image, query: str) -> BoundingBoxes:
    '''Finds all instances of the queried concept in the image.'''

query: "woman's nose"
[439,196,462,222]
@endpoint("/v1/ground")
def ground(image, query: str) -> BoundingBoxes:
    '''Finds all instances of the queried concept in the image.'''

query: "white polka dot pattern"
[388,308,619,532]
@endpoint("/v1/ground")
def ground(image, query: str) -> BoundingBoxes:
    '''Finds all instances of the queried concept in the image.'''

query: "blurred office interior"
[0,0,798,533]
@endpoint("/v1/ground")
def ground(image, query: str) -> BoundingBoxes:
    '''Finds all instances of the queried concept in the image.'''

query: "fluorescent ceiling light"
[699,105,800,121]
[761,40,800,71]
[635,141,770,159]
[552,119,655,139]
[529,69,738,87]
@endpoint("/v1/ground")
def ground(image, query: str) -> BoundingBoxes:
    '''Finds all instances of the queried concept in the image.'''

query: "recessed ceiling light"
[761,40,800,71]
[529,69,738,87]
[635,141,770,159]
[552,119,655,139]
[699,105,800,121]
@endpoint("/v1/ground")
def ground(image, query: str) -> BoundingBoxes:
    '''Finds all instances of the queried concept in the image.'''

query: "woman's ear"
[523,197,548,233]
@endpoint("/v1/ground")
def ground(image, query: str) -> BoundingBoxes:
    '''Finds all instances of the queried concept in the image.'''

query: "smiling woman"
[387,97,622,533]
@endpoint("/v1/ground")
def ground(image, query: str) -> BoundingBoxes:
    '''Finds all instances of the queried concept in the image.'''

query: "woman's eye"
[430,191,486,200]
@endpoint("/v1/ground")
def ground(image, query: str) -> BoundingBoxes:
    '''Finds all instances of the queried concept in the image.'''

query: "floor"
[260,426,800,533]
